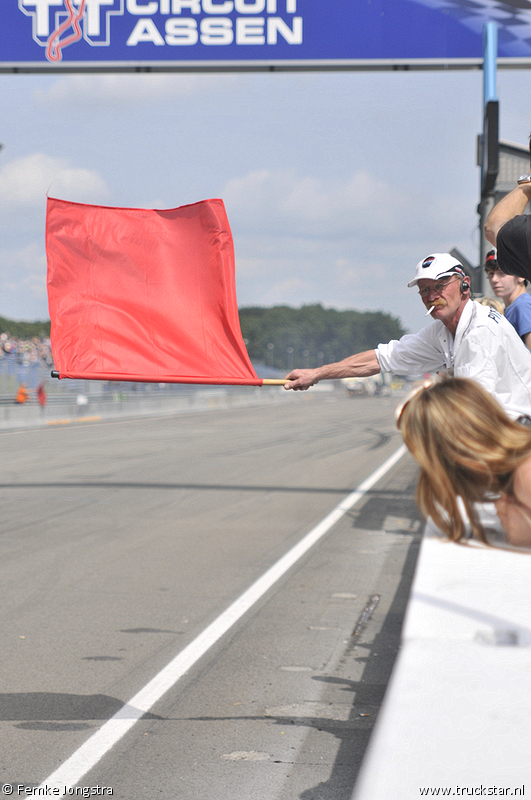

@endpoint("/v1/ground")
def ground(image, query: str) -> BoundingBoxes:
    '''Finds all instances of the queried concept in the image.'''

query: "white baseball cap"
[408,253,466,288]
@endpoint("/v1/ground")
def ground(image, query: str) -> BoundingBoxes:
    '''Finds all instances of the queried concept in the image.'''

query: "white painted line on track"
[39,443,408,795]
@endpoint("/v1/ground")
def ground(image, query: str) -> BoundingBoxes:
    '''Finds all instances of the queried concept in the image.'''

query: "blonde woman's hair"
[396,377,531,543]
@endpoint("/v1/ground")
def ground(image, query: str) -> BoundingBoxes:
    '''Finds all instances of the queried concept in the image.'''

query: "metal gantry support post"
[478,22,498,295]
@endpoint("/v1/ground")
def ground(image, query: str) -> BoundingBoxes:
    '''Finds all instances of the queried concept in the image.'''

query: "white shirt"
[375,300,531,418]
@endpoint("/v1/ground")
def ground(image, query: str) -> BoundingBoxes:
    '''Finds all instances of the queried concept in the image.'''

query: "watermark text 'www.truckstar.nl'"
[419,786,525,797]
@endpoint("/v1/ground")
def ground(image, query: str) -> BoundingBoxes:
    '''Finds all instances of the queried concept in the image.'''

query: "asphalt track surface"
[0,390,422,800]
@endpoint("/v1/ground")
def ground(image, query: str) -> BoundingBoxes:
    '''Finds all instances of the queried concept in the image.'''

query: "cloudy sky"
[1,66,530,334]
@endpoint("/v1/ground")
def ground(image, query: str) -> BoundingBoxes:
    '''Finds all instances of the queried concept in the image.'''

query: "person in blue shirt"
[485,249,531,351]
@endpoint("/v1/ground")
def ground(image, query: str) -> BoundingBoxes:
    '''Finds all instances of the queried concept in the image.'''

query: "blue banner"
[2,0,531,70]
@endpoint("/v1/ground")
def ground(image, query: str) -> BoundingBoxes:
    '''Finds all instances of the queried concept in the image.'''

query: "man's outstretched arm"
[484,182,531,246]
[283,349,380,391]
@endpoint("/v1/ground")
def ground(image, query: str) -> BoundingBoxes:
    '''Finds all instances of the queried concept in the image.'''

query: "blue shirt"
[505,292,531,341]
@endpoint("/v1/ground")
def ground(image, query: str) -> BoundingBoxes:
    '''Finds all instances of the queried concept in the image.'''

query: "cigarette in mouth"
[425,306,435,317]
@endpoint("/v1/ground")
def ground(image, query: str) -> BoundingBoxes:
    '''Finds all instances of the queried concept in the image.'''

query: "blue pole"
[479,22,498,290]
[481,21,498,188]
[483,22,498,104]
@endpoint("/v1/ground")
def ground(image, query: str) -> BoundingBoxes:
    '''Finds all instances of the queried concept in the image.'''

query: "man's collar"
[456,298,473,328]
[452,299,475,343]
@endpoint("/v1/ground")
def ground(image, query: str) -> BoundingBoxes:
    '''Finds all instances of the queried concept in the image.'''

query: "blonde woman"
[395,377,531,547]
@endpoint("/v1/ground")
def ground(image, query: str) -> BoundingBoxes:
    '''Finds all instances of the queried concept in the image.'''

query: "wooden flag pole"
[51,371,290,385]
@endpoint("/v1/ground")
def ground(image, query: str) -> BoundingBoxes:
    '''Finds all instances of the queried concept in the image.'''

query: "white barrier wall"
[0,385,299,429]
[353,522,531,797]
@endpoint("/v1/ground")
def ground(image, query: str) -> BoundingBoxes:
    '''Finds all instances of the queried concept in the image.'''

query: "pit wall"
[352,517,531,797]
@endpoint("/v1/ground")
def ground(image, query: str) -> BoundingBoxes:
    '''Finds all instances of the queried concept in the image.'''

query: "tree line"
[0,316,51,339]
[238,304,406,372]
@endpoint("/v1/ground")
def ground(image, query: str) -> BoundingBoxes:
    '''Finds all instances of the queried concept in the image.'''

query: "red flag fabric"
[46,197,261,385]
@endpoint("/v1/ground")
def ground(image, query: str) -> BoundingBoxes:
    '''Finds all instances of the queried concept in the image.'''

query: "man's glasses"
[418,276,460,298]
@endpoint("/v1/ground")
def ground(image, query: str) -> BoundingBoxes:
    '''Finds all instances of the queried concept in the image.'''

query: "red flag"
[46,197,261,385]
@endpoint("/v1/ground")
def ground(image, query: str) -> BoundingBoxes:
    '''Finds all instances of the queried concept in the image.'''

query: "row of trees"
[238,304,406,372]
[0,316,50,339]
